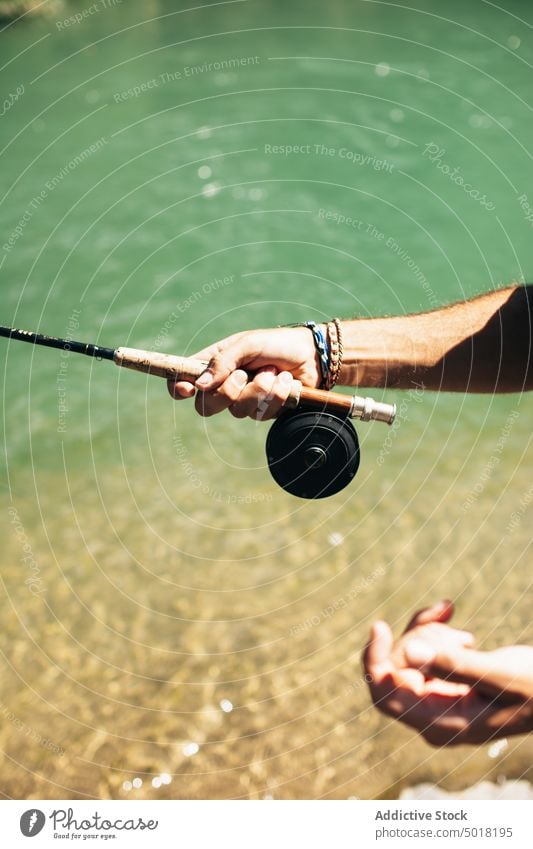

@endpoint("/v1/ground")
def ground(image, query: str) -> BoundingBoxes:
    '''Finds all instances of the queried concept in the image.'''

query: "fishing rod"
[0,324,396,499]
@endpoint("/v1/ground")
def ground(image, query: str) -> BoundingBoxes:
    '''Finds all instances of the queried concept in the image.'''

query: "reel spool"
[266,410,360,499]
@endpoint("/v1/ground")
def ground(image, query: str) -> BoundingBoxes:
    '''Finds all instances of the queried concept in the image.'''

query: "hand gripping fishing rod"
[0,324,396,499]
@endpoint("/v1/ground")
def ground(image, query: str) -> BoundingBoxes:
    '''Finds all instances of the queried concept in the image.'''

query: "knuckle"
[227,372,249,400]
[210,349,233,373]
[228,404,248,419]
[254,372,275,393]
[271,384,289,404]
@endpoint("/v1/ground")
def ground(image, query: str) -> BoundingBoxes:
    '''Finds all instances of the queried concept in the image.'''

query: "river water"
[1,0,532,799]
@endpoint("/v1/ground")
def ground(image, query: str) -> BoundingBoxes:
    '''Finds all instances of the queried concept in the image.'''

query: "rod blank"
[0,325,115,361]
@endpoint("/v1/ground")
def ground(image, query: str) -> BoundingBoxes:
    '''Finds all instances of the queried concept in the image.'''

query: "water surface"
[1,0,532,799]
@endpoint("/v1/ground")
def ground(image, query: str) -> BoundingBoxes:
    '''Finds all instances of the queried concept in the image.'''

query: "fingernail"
[196,372,213,388]
[405,640,436,667]
[233,372,248,389]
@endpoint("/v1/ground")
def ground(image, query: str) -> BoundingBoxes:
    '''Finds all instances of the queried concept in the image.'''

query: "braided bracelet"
[326,318,344,389]
[283,321,330,388]
[302,321,330,388]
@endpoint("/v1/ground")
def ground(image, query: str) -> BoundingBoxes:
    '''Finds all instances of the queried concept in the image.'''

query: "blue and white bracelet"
[285,321,330,388]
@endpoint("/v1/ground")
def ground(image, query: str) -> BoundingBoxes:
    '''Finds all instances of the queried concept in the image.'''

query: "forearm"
[338,285,533,392]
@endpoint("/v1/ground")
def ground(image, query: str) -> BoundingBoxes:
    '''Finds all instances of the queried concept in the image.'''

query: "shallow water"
[1,0,532,799]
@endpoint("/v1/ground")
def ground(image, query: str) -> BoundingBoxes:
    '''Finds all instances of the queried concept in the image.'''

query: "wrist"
[308,321,343,390]
[283,321,330,388]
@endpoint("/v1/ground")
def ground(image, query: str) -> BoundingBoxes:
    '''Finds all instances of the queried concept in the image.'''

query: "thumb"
[363,620,394,680]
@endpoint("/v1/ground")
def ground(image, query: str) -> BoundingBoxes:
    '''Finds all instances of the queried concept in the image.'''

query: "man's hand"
[167,326,322,420]
[362,601,533,746]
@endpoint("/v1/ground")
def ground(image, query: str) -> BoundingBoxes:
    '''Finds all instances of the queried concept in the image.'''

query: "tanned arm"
[168,285,532,418]
[338,285,532,392]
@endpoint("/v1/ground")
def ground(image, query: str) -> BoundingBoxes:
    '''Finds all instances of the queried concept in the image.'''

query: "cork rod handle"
[113,347,395,424]
[114,348,209,380]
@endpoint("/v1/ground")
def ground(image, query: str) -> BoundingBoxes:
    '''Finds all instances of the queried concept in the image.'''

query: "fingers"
[166,326,319,416]
[363,632,427,723]
[167,340,222,400]
[392,623,475,677]
[167,379,196,400]
[361,621,472,744]
[403,599,454,633]
[194,369,249,417]
[430,649,492,687]
[361,607,527,748]
[362,620,394,680]
[228,370,293,420]
[195,335,261,392]
[405,643,496,692]
[194,368,294,420]
[459,630,475,648]
[410,625,475,652]
[363,621,401,714]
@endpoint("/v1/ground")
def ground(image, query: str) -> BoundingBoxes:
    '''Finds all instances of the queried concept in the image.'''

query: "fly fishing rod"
[1,324,396,499]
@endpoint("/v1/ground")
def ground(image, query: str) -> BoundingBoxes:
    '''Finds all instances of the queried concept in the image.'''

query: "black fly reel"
[266,409,360,499]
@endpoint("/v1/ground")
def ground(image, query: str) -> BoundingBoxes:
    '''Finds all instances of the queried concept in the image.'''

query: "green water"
[1,0,533,800]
